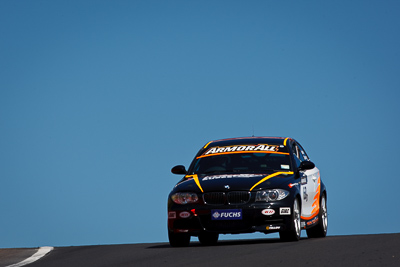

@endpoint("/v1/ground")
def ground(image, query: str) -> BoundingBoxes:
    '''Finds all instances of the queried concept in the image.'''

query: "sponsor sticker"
[168,211,176,219]
[261,209,275,216]
[281,165,290,170]
[307,217,319,226]
[179,211,191,218]
[202,174,261,181]
[266,225,281,230]
[206,144,279,154]
[211,209,242,220]
[280,207,291,215]
[200,144,283,158]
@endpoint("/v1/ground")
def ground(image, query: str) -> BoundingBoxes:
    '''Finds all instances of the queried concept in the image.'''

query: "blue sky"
[1,0,399,248]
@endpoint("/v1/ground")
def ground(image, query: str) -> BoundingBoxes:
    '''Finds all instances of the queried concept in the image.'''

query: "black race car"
[167,137,327,246]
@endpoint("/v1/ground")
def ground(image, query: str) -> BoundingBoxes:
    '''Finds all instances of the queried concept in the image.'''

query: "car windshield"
[189,152,292,175]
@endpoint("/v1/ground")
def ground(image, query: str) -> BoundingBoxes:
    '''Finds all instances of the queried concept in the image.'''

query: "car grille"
[203,191,251,205]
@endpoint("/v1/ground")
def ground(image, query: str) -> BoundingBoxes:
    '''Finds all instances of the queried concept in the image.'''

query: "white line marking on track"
[6,246,54,267]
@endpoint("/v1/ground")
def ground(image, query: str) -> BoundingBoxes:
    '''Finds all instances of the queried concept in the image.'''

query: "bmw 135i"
[167,137,327,246]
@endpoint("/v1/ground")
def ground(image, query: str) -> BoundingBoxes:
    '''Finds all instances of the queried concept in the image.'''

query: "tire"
[279,198,301,242]
[306,194,328,238]
[168,231,190,247]
[198,231,219,246]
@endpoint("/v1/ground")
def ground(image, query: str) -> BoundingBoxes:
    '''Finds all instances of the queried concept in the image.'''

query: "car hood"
[174,172,295,193]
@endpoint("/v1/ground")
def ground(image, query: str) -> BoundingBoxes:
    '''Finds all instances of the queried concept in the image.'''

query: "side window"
[292,143,301,168]
[296,142,309,162]
[298,148,306,162]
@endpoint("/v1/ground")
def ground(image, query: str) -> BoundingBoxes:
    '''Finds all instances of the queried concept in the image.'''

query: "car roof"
[203,136,294,148]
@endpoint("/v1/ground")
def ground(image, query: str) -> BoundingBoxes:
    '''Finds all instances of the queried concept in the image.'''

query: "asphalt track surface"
[1,233,399,267]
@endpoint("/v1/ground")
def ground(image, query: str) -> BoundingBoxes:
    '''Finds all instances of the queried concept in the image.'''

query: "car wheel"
[198,231,219,246]
[306,194,328,238]
[168,231,190,247]
[279,198,301,242]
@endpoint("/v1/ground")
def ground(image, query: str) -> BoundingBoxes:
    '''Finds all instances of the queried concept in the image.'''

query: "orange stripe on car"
[250,171,294,191]
[302,175,321,220]
[310,176,321,214]
[186,174,204,193]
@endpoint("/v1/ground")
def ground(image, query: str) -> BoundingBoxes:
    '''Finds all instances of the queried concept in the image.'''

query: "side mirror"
[171,165,187,175]
[298,161,315,171]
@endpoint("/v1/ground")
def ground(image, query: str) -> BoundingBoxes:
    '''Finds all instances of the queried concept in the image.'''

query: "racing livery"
[168,137,327,246]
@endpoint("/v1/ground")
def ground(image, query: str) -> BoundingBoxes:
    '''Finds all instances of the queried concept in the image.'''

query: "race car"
[167,137,327,246]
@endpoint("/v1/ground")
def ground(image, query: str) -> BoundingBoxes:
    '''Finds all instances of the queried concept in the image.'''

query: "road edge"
[6,247,54,267]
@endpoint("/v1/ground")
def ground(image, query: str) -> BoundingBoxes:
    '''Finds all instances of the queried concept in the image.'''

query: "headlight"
[255,189,289,202]
[171,192,199,204]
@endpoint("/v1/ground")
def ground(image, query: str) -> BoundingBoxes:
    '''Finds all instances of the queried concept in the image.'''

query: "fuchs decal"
[211,209,242,220]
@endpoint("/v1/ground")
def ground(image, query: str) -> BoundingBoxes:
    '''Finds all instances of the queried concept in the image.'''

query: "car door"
[292,142,320,220]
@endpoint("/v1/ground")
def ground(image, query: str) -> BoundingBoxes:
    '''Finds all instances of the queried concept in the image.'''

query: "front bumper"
[168,199,294,236]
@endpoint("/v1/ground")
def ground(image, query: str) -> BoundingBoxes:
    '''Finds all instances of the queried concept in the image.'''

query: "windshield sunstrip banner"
[198,144,288,158]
